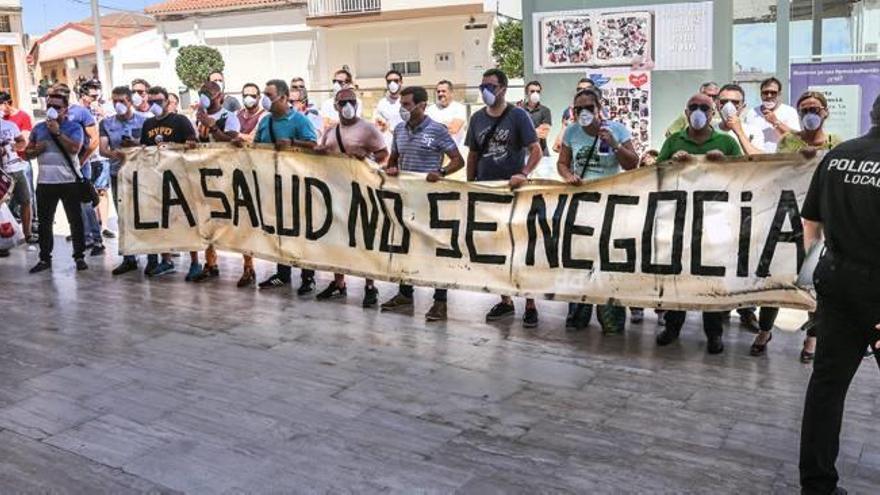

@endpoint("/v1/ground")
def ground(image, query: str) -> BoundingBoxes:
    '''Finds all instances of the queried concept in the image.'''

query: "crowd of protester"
[1,68,842,360]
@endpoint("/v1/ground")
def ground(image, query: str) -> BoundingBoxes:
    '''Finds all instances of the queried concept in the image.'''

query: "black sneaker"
[0,249,9,258]
[362,286,379,308]
[523,307,539,328]
[316,281,346,300]
[192,265,219,283]
[656,328,680,346]
[112,259,138,276]
[486,302,515,321]
[75,258,88,271]
[144,260,159,276]
[89,244,106,256]
[297,278,316,296]
[707,335,725,355]
[29,260,51,273]
[258,274,289,289]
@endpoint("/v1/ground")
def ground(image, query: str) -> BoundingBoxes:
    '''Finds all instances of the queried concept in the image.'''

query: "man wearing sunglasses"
[664,81,720,138]
[716,83,764,156]
[655,93,742,355]
[73,80,107,257]
[465,68,543,327]
[24,94,87,274]
[289,77,323,134]
[743,77,800,152]
[320,69,362,130]
[130,79,153,119]
[553,77,595,153]
[256,79,318,294]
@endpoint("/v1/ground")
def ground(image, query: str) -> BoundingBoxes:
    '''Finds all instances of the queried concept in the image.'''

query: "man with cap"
[799,95,880,495]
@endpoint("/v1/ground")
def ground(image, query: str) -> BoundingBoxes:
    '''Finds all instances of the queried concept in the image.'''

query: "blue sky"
[23,0,152,35]
[733,18,852,73]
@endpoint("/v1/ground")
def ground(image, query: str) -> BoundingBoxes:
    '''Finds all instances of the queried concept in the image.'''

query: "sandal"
[749,332,773,356]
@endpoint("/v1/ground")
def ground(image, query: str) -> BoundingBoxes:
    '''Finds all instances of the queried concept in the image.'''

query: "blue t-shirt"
[255,109,317,144]
[31,120,84,184]
[562,121,631,181]
[100,113,147,175]
[391,117,457,173]
[67,104,97,161]
[465,106,538,181]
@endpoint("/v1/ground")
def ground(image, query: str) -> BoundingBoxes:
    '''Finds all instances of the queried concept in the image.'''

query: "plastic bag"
[0,202,24,250]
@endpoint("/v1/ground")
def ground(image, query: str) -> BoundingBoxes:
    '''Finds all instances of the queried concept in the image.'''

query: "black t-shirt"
[140,114,197,146]
[522,103,552,156]
[802,126,880,266]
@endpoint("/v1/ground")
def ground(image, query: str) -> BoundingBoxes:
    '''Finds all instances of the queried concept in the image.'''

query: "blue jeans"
[79,161,102,246]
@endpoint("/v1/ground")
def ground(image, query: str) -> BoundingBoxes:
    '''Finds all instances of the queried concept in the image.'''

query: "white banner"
[119,144,817,311]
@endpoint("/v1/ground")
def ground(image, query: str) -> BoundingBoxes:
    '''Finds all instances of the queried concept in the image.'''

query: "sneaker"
[297,278,316,296]
[630,308,644,324]
[112,259,138,276]
[144,259,159,276]
[656,328,680,346]
[0,249,9,258]
[485,302,515,322]
[523,307,539,328]
[75,258,88,271]
[317,281,346,300]
[149,261,175,277]
[380,293,414,313]
[185,262,203,282]
[25,234,39,245]
[573,304,592,330]
[102,229,116,239]
[236,268,256,288]
[425,301,447,321]
[192,265,219,283]
[258,274,289,289]
[565,303,577,329]
[362,286,379,308]
[89,244,106,257]
[707,335,725,355]
[29,260,51,273]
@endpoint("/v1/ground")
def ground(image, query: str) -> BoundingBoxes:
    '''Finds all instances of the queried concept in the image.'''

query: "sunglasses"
[574,105,596,114]
[799,107,824,115]
[147,99,165,106]
[719,99,741,106]
[337,99,357,107]
[386,78,401,84]
[332,79,347,85]
[688,103,712,112]
[762,90,779,96]
[479,83,498,93]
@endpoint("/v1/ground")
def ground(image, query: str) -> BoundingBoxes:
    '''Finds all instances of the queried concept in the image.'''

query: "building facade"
[0,0,31,112]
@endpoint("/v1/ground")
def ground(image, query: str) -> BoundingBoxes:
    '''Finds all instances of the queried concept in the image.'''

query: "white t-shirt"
[194,108,241,142]
[719,119,765,154]
[743,103,801,153]
[426,100,467,146]
[374,95,403,148]
[0,120,23,173]
[321,97,364,125]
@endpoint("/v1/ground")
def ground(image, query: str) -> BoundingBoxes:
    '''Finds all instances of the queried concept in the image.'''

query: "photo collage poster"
[540,12,653,69]
[590,68,652,156]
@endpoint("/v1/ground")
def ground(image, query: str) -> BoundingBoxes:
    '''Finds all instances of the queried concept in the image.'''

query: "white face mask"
[332,82,342,95]
[529,92,541,105]
[199,94,211,110]
[46,107,59,120]
[481,87,497,107]
[762,99,777,111]
[261,95,273,112]
[340,102,356,120]
[114,102,128,115]
[721,102,738,120]
[149,103,163,117]
[577,109,594,127]
[801,112,823,131]
[243,95,258,109]
[387,81,400,94]
[131,93,143,107]
[689,109,709,130]
[399,107,412,123]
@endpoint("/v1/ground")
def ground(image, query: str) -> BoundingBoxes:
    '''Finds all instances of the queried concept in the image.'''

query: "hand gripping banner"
[118,144,818,311]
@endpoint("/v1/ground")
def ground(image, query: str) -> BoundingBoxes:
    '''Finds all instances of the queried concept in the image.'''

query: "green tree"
[175,45,225,90]
[492,20,523,79]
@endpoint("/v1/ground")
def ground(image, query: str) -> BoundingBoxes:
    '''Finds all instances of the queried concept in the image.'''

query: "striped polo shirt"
[391,116,457,173]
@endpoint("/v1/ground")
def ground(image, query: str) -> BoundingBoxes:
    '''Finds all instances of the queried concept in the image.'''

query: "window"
[0,47,14,96]
[0,16,10,33]
[391,61,421,76]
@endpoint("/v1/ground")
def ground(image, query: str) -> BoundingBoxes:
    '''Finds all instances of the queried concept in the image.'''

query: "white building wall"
[110,29,171,90]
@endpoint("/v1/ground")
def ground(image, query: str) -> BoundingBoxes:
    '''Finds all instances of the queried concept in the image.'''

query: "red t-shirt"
[5,111,33,160]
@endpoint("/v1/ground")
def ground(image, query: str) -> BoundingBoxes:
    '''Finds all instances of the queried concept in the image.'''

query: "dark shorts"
[8,171,30,206]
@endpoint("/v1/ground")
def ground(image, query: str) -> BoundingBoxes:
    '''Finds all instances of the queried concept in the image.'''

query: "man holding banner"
[380,86,464,321]
[654,93,742,354]
[799,96,880,495]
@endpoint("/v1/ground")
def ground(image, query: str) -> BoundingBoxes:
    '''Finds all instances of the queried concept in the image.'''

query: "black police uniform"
[799,125,880,494]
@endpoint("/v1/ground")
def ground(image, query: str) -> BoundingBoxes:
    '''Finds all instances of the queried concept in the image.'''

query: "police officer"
[799,95,880,495]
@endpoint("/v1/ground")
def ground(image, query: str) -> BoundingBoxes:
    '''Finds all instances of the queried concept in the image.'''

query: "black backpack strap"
[334,124,347,155]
